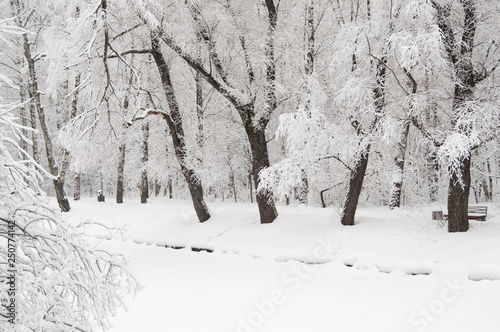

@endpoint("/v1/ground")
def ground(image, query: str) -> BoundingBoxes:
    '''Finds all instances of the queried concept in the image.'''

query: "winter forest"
[1,0,500,331]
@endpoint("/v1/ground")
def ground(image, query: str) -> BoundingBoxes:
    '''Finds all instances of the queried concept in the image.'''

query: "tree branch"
[411,116,443,147]
[108,49,151,58]
[365,35,409,96]
[185,1,231,87]
[316,155,353,171]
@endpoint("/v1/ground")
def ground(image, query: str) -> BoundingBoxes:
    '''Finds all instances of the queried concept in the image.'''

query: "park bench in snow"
[444,206,487,221]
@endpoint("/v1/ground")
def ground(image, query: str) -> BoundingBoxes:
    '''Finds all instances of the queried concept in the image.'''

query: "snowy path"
[66,198,500,331]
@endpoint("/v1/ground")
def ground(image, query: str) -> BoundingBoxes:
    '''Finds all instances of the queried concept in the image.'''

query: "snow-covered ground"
[67,198,500,332]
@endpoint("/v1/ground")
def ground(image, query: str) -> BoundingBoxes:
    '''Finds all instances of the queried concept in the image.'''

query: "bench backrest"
[468,206,487,214]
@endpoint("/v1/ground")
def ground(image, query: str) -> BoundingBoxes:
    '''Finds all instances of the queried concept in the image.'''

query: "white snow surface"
[66,198,500,332]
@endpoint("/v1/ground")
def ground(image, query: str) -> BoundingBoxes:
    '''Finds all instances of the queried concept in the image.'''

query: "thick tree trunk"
[447,156,471,232]
[157,1,278,223]
[438,0,477,232]
[341,146,370,226]
[140,122,149,204]
[54,179,70,212]
[150,31,210,222]
[116,142,126,204]
[244,121,278,224]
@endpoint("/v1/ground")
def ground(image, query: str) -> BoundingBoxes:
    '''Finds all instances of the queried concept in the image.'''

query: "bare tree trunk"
[296,0,315,204]
[155,179,161,197]
[390,119,410,208]
[28,92,39,163]
[244,120,278,223]
[487,159,493,201]
[22,32,70,212]
[167,178,173,199]
[341,146,370,226]
[74,173,81,200]
[116,142,126,204]
[150,31,210,222]
[196,63,204,149]
[248,172,253,203]
[229,170,237,203]
[140,122,149,204]
[19,86,28,154]
[448,156,471,232]
[298,169,309,204]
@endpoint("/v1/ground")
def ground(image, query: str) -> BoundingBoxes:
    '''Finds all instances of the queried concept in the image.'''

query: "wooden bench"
[444,206,487,221]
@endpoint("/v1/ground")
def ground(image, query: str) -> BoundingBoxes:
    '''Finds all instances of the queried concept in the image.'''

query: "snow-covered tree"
[0,19,136,330]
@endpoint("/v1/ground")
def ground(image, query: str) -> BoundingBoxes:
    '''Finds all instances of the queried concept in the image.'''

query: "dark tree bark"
[146,1,279,223]
[150,31,210,222]
[74,173,81,201]
[167,178,173,199]
[435,0,477,232]
[340,40,386,225]
[447,156,471,232]
[116,142,126,204]
[19,85,28,154]
[21,31,71,212]
[140,122,149,204]
[487,159,493,201]
[28,93,39,163]
[244,118,278,223]
[341,146,370,226]
[248,172,253,203]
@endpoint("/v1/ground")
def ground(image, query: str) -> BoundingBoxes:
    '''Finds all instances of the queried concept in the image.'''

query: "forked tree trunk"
[154,0,278,223]
[150,31,210,222]
[341,146,370,226]
[116,142,126,204]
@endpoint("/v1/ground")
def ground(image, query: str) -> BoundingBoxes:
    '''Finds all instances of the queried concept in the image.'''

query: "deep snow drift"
[66,198,500,332]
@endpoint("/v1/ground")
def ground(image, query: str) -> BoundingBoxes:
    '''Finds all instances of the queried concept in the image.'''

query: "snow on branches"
[0,99,136,330]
